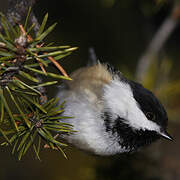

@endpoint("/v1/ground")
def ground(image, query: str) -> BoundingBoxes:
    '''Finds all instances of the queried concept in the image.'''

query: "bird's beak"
[159,130,173,141]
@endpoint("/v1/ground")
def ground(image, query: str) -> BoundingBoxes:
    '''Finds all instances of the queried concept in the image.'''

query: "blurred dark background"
[0,0,180,180]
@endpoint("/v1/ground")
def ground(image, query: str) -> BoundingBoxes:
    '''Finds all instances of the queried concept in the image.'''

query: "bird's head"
[103,75,173,152]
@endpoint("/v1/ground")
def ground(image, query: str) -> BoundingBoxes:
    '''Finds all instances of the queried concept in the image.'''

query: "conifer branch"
[0,7,76,160]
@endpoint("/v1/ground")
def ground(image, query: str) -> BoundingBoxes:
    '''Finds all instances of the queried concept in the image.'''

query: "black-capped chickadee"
[57,62,173,155]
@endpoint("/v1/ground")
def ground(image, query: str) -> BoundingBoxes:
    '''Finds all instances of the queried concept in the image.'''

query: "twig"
[135,3,180,82]
[88,47,98,66]
[47,55,69,78]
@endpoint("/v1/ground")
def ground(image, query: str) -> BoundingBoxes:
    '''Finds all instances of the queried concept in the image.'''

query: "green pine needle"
[35,22,57,42]
[5,86,31,128]
[24,7,32,30]
[19,71,39,83]
[0,88,19,131]
[37,13,48,37]
[24,66,72,80]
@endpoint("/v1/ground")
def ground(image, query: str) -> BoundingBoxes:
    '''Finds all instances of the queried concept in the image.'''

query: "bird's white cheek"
[103,80,160,132]
[126,107,160,132]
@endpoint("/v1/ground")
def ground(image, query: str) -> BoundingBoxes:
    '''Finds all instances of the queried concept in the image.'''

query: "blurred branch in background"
[135,2,180,82]
[88,47,98,66]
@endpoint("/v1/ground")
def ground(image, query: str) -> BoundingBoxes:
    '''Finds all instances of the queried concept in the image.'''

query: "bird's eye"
[146,112,155,121]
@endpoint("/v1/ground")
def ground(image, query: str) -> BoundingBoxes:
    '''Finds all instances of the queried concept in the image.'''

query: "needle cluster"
[0,8,76,160]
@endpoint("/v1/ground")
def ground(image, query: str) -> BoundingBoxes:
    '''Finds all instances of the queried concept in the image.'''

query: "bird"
[57,61,173,156]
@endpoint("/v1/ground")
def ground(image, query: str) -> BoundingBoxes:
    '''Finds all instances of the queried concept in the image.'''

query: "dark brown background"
[0,0,179,180]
